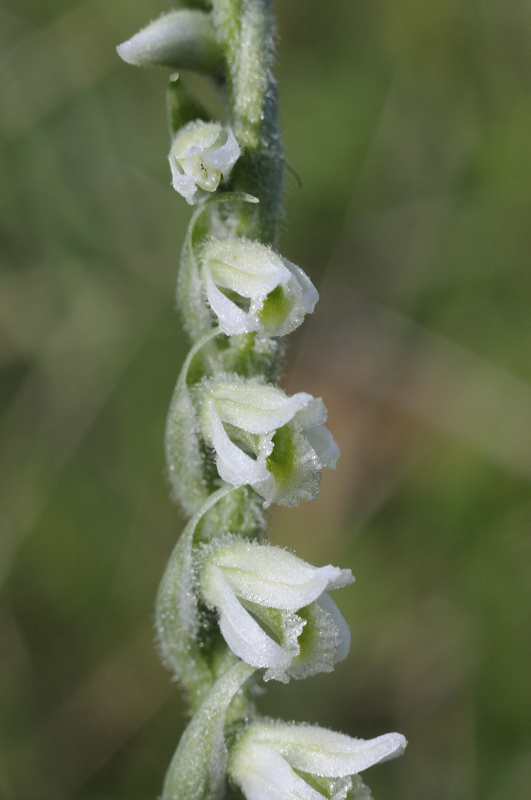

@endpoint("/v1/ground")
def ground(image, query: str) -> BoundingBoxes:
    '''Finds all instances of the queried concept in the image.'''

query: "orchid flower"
[199,537,353,682]
[199,379,339,507]
[200,237,318,336]
[169,120,240,204]
[229,720,407,800]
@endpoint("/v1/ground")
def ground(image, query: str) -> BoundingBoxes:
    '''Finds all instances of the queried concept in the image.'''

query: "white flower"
[169,120,240,204]
[199,537,353,682]
[229,720,407,800]
[199,379,339,507]
[201,238,319,336]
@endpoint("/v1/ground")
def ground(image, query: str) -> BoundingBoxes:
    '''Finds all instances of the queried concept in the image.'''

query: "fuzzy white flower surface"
[229,721,407,800]
[199,537,353,682]
[199,380,339,507]
[201,238,318,336]
[169,120,240,204]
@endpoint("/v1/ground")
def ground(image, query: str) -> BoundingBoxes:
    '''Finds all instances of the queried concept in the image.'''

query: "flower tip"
[384,732,408,761]
[116,39,140,66]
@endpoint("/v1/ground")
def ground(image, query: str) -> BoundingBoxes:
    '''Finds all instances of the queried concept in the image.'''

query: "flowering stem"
[117,2,406,798]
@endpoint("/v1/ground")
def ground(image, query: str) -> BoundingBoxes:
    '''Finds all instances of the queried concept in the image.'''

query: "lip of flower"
[200,237,319,337]
[199,380,340,507]
[228,721,407,800]
[169,120,240,204]
[199,537,353,682]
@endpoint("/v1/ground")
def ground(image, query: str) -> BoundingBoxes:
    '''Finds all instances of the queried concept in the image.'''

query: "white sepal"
[199,379,339,507]
[208,402,272,489]
[230,741,324,800]
[169,121,240,204]
[207,566,294,671]
[317,592,351,663]
[201,238,318,336]
[200,537,353,682]
[208,382,313,433]
[229,721,407,800]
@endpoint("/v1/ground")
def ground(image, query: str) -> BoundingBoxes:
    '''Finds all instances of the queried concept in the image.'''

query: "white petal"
[316,592,351,662]
[206,568,293,670]
[169,166,202,204]
[208,404,271,486]
[213,540,348,612]
[292,397,328,430]
[201,127,241,177]
[249,723,407,777]
[281,257,319,313]
[230,741,325,800]
[211,382,313,434]
[205,271,256,335]
[322,570,354,591]
[304,425,340,469]
[204,239,289,296]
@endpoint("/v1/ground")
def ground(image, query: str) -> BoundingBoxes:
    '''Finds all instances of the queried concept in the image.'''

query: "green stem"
[213,0,283,243]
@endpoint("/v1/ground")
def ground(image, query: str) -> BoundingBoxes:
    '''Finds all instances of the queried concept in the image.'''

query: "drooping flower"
[200,237,318,337]
[169,120,240,204]
[198,379,339,507]
[229,720,407,800]
[199,536,353,682]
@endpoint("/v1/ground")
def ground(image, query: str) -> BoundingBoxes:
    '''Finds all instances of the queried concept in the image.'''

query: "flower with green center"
[199,537,353,682]
[169,120,240,204]
[229,720,407,800]
[201,237,318,336]
[198,379,339,507]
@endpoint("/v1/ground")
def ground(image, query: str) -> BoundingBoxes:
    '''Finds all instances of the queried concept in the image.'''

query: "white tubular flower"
[201,238,318,336]
[199,537,353,683]
[199,379,339,507]
[169,120,240,204]
[229,720,407,800]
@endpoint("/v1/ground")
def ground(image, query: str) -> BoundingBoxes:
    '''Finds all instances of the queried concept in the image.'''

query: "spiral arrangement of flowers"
[118,3,406,798]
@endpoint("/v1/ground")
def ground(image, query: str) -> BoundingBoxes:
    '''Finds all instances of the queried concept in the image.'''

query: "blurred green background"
[1,1,531,798]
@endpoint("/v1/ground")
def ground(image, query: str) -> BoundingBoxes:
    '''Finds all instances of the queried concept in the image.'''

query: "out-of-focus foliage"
[1,1,531,799]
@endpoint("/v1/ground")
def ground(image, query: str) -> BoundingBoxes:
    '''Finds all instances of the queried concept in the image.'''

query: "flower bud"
[229,720,407,800]
[199,379,339,507]
[117,10,223,75]
[169,121,241,204]
[200,537,353,682]
[201,238,319,336]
